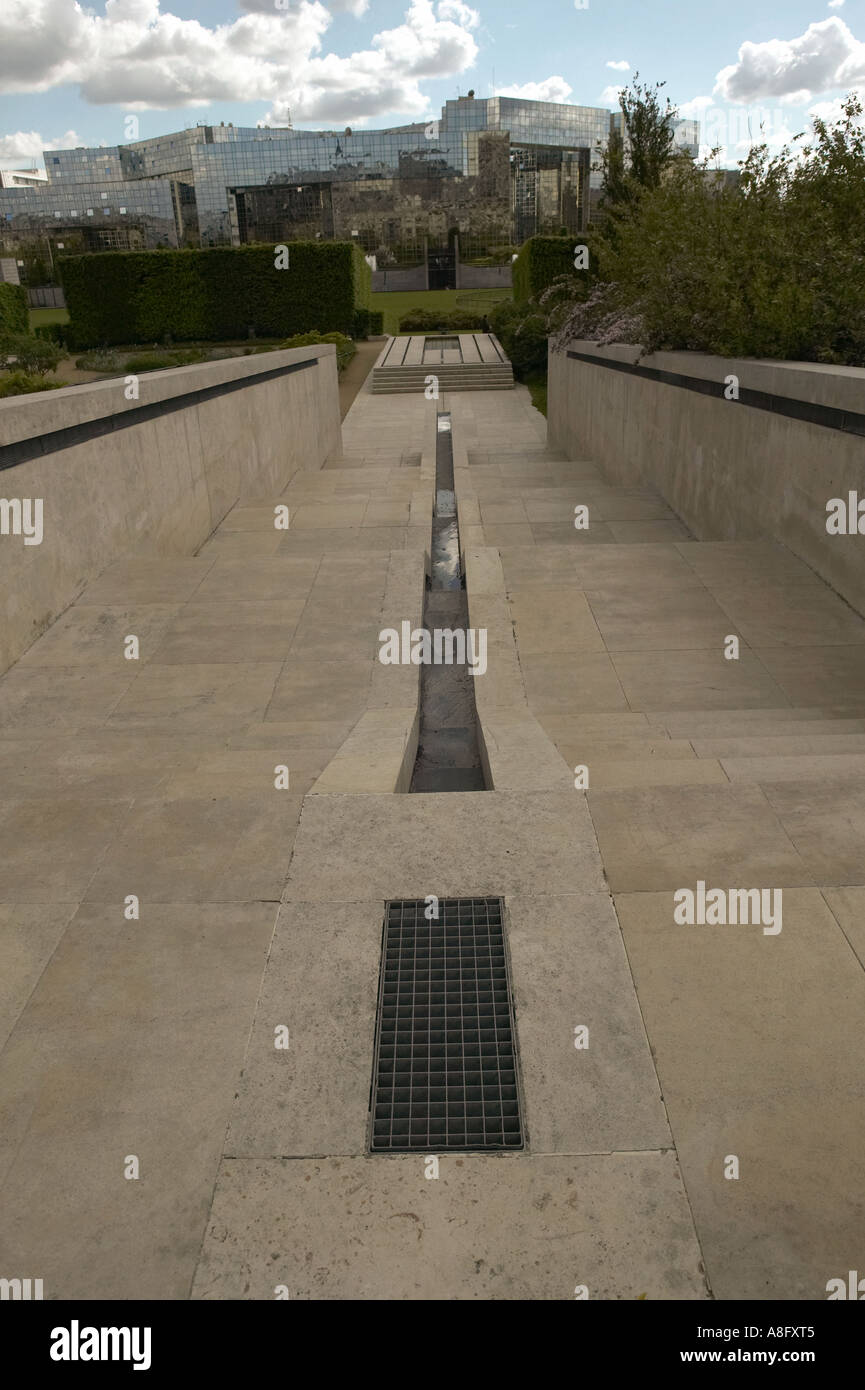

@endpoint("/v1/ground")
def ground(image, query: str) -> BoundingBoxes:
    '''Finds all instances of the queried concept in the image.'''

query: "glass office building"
[0,97,700,260]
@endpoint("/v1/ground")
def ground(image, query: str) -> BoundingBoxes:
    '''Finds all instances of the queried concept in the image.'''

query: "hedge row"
[512,236,579,303]
[58,243,372,349]
[398,308,486,331]
[0,283,29,336]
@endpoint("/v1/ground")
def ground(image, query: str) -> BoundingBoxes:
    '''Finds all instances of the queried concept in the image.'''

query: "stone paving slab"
[192,1152,707,1301]
[614,889,865,1300]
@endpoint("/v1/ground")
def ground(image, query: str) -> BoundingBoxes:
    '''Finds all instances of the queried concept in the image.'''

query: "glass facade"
[0,99,700,258]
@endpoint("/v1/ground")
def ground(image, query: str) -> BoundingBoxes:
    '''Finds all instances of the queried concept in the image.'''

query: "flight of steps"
[372,362,514,393]
[542,707,865,792]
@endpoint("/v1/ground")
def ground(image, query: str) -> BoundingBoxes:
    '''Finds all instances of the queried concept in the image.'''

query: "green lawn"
[28,292,512,340]
[29,307,70,329]
[370,287,511,335]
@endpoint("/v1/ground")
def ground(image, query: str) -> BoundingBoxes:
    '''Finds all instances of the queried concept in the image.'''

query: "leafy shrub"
[368,309,384,334]
[0,370,67,397]
[33,322,69,348]
[0,283,28,336]
[59,242,372,349]
[0,333,63,376]
[279,329,356,370]
[397,308,484,331]
[489,299,549,378]
[123,349,208,372]
[512,237,584,303]
[74,348,127,372]
[552,95,865,366]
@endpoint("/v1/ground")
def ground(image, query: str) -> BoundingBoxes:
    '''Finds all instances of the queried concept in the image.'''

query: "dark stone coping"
[564,348,865,438]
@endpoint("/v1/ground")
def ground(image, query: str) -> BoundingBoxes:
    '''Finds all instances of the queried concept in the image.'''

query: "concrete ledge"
[462,544,572,791]
[310,707,420,794]
[311,547,427,793]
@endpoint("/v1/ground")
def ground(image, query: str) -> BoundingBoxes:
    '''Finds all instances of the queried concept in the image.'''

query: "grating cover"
[369,897,524,1152]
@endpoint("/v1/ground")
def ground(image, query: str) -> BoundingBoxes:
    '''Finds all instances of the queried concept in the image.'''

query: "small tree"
[619,73,678,191]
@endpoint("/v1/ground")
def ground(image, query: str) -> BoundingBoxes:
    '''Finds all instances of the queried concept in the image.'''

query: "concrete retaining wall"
[548,341,865,615]
[0,345,340,675]
[28,286,66,309]
[371,266,428,292]
[456,265,512,289]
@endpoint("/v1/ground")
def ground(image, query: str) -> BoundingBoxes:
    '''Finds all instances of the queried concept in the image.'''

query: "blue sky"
[1,0,863,167]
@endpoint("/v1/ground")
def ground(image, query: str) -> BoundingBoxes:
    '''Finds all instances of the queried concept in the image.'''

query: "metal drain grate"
[369,897,524,1151]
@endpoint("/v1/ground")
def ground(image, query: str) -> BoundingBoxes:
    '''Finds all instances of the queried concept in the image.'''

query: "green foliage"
[0,370,67,397]
[279,329,356,370]
[552,94,865,367]
[489,298,548,378]
[397,308,484,331]
[0,283,29,336]
[74,348,128,372]
[512,237,583,303]
[0,333,63,376]
[123,349,209,372]
[367,309,384,334]
[59,243,372,349]
[33,322,69,348]
[590,96,865,363]
[617,74,678,191]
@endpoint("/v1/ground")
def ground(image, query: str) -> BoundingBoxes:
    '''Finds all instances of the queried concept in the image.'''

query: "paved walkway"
[0,376,863,1300]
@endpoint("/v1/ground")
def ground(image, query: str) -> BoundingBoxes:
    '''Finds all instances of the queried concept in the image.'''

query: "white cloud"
[239,0,369,13]
[606,60,630,71]
[808,92,865,124]
[828,1,844,9]
[496,76,572,103]
[678,94,714,119]
[599,84,625,106]
[714,17,865,104]
[0,0,479,124]
[0,128,81,166]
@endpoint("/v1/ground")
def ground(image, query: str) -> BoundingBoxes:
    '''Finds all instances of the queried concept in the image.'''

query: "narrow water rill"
[409,411,487,792]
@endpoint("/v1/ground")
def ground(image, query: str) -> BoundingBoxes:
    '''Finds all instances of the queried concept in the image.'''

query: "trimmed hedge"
[59,243,372,349]
[34,322,69,348]
[513,236,580,303]
[0,283,29,336]
[398,308,485,331]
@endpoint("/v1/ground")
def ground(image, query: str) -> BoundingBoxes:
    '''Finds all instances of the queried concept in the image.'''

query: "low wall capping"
[563,345,865,438]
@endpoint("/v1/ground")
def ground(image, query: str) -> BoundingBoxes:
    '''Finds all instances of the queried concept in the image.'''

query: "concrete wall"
[0,345,340,675]
[28,286,66,308]
[456,265,512,289]
[371,267,428,292]
[549,342,865,615]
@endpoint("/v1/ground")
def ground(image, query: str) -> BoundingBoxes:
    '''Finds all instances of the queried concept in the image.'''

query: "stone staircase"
[372,361,514,393]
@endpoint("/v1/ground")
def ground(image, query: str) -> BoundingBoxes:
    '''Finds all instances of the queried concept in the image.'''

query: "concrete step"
[720,752,865,784]
[692,732,865,758]
[648,709,865,739]
[372,382,515,394]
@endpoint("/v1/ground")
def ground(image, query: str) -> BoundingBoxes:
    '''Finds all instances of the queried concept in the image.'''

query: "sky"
[0,0,863,169]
